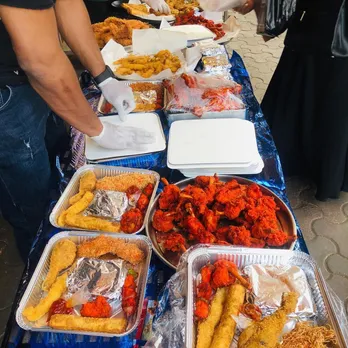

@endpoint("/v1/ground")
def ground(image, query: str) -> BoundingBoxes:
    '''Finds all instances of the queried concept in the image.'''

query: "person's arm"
[54,0,105,78]
[0,5,103,136]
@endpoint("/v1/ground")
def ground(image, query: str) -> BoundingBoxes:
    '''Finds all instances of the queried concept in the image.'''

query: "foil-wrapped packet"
[84,190,128,221]
[244,264,316,318]
[67,258,126,300]
[198,40,227,57]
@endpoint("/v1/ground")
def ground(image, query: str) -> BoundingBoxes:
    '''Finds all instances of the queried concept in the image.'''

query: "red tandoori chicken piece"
[143,183,154,197]
[121,208,143,233]
[224,198,246,220]
[202,209,219,233]
[227,226,252,247]
[158,178,180,210]
[152,210,175,233]
[194,299,209,321]
[136,193,149,212]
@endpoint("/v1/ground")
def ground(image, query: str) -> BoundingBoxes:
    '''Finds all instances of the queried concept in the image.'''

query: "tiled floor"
[0,10,347,346]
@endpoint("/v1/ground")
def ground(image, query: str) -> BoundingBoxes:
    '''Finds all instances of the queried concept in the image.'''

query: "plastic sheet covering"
[255,0,297,37]
[3,51,310,348]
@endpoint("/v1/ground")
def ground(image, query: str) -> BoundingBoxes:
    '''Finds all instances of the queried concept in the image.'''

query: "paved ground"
[0,10,347,345]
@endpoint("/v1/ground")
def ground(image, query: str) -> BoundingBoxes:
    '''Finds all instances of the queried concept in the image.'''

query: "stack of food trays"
[50,165,160,234]
[146,175,297,269]
[186,246,347,347]
[16,232,152,337]
[166,119,264,176]
[97,81,164,115]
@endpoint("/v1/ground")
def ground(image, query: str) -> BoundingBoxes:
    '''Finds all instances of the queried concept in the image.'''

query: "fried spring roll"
[49,314,127,334]
[210,284,246,348]
[196,287,227,348]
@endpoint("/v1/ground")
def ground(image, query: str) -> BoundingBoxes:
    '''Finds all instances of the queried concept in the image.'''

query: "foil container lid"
[244,264,316,318]
[84,190,128,221]
[67,258,126,300]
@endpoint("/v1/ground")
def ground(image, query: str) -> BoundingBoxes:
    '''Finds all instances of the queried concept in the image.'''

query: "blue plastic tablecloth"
[2,51,307,348]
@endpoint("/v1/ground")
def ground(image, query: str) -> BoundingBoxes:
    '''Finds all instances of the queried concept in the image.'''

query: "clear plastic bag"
[255,0,297,37]
[199,0,247,12]
[164,73,244,117]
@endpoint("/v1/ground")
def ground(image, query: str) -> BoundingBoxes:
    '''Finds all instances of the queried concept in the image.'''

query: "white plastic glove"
[144,0,171,14]
[99,77,136,122]
[91,121,156,150]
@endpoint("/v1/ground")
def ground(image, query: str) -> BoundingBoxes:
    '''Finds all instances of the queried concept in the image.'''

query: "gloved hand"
[91,121,156,150]
[144,0,170,14]
[99,77,136,121]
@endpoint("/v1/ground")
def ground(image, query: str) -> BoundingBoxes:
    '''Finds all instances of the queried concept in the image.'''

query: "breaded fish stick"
[69,171,97,205]
[77,235,144,265]
[49,314,127,334]
[196,287,227,348]
[23,273,67,322]
[210,284,246,348]
[42,239,76,291]
[65,214,120,233]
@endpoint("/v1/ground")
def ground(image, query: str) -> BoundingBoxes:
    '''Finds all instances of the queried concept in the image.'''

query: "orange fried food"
[201,264,214,283]
[136,193,149,212]
[143,183,154,197]
[215,179,243,204]
[197,282,213,301]
[120,208,144,233]
[227,226,252,247]
[266,230,289,246]
[202,209,219,233]
[122,272,137,318]
[81,296,111,318]
[158,178,180,210]
[224,198,246,220]
[122,3,149,16]
[194,299,209,321]
[77,235,144,265]
[241,303,262,321]
[152,210,175,233]
[184,214,216,244]
[163,232,186,252]
[181,185,208,215]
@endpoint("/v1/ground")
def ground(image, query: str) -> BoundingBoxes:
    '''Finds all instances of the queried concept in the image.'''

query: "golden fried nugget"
[42,239,76,291]
[49,314,127,334]
[122,3,149,16]
[65,214,120,233]
[66,191,94,216]
[23,273,67,322]
[77,235,144,265]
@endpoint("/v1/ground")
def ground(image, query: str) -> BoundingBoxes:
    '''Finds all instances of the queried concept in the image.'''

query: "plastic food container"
[186,246,348,348]
[16,231,152,337]
[85,114,166,163]
[167,119,264,176]
[50,164,160,234]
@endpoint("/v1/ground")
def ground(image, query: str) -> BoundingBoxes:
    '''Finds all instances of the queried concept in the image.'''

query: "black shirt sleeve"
[0,0,55,9]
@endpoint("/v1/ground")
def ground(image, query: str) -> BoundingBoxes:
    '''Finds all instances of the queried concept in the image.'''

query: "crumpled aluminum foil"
[84,190,128,221]
[244,264,316,318]
[134,90,157,108]
[67,258,126,300]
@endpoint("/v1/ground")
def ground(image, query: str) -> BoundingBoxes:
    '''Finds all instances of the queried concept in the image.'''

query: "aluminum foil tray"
[145,175,297,269]
[186,246,347,348]
[50,164,160,234]
[16,231,152,337]
[97,81,163,115]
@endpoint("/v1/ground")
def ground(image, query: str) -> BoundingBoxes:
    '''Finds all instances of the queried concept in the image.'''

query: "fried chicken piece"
[120,208,143,233]
[23,273,68,322]
[122,272,137,318]
[251,216,279,239]
[158,178,180,210]
[143,183,154,197]
[250,238,266,248]
[181,185,208,215]
[266,230,289,246]
[215,179,243,204]
[224,198,246,220]
[214,226,230,242]
[197,282,213,301]
[136,193,149,211]
[202,209,219,233]
[246,183,263,200]
[69,171,97,205]
[194,299,209,321]
[163,232,186,252]
[77,235,144,265]
[184,215,216,244]
[152,210,175,232]
[227,226,252,247]
[42,239,76,291]
[49,314,127,334]
[65,214,120,233]
[201,264,214,283]
[238,292,299,348]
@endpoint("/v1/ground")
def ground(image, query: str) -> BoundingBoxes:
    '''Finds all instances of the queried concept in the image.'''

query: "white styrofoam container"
[167,119,261,170]
[85,114,166,162]
[16,231,152,337]
[161,25,216,42]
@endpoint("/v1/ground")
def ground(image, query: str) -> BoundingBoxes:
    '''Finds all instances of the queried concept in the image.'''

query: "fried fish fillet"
[69,171,97,205]
[58,191,95,227]
[77,235,144,265]
[196,287,227,348]
[238,292,299,348]
[49,314,127,334]
[23,273,68,322]
[42,239,76,291]
[65,214,121,233]
[210,284,246,348]
[122,3,149,16]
